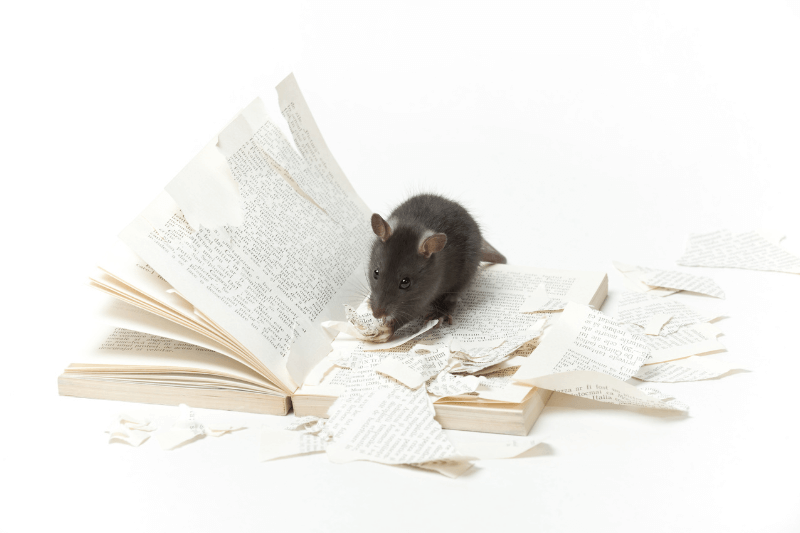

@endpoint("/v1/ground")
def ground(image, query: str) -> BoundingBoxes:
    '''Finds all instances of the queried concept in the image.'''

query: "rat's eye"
[399,277,411,290]
[373,269,379,280]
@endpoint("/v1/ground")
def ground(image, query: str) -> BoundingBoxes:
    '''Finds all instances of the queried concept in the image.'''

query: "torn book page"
[158,404,245,450]
[519,283,568,313]
[633,356,738,382]
[644,314,673,336]
[449,325,545,374]
[625,322,726,364]
[518,370,689,411]
[677,229,800,274]
[512,303,687,411]
[613,261,679,297]
[260,427,328,461]
[516,303,651,381]
[106,413,157,447]
[638,269,725,299]
[617,291,722,336]
[373,344,453,389]
[324,384,460,466]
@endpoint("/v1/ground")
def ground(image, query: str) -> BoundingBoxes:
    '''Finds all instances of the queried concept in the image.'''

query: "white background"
[2,1,799,531]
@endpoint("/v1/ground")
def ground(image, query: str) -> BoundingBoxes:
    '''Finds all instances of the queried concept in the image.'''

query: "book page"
[121,78,375,391]
[613,261,679,297]
[638,269,725,299]
[69,326,279,391]
[677,229,800,273]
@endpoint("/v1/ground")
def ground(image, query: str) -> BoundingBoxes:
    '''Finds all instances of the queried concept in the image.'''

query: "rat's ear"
[371,213,393,242]
[419,232,447,258]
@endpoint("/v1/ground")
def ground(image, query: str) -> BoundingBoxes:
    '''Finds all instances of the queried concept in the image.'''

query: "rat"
[367,193,507,338]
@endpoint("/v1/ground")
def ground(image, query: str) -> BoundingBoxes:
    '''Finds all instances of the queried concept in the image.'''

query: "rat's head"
[367,213,447,329]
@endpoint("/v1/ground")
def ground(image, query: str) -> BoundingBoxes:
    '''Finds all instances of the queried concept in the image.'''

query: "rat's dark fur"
[367,194,490,335]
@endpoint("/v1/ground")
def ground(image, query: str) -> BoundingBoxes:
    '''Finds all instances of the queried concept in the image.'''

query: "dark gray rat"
[367,193,506,337]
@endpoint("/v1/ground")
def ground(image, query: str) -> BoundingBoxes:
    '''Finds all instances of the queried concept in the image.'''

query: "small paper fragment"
[453,436,543,460]
[613,261,679,297]
[519,283,568,313]
[260,428,328,461]
[322,303,437,347]
[450,325,544,374]
[644,314,673,336]
[158,404,245,450]
[677,229,800,274]
[617,291,721,336]
[284,415,326,432]
[411,459,474,478]
[626,322,726,364]
[638,269,725,299]
[634,356,738,382]
[520,370,689,411]
[106,413,157,447]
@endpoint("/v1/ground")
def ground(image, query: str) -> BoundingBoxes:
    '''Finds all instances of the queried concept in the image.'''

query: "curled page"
[677,229,800,274]
[617,292,722,336]
[520,371,689,411]
[634,356,738,382]
[106,413,157,447]
[638,269,725,299]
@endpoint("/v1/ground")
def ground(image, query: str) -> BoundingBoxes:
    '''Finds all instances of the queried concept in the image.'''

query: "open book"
[59,74,608,435]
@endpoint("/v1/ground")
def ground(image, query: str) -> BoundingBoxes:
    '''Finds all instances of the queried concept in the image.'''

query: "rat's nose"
[372,307,387,319]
